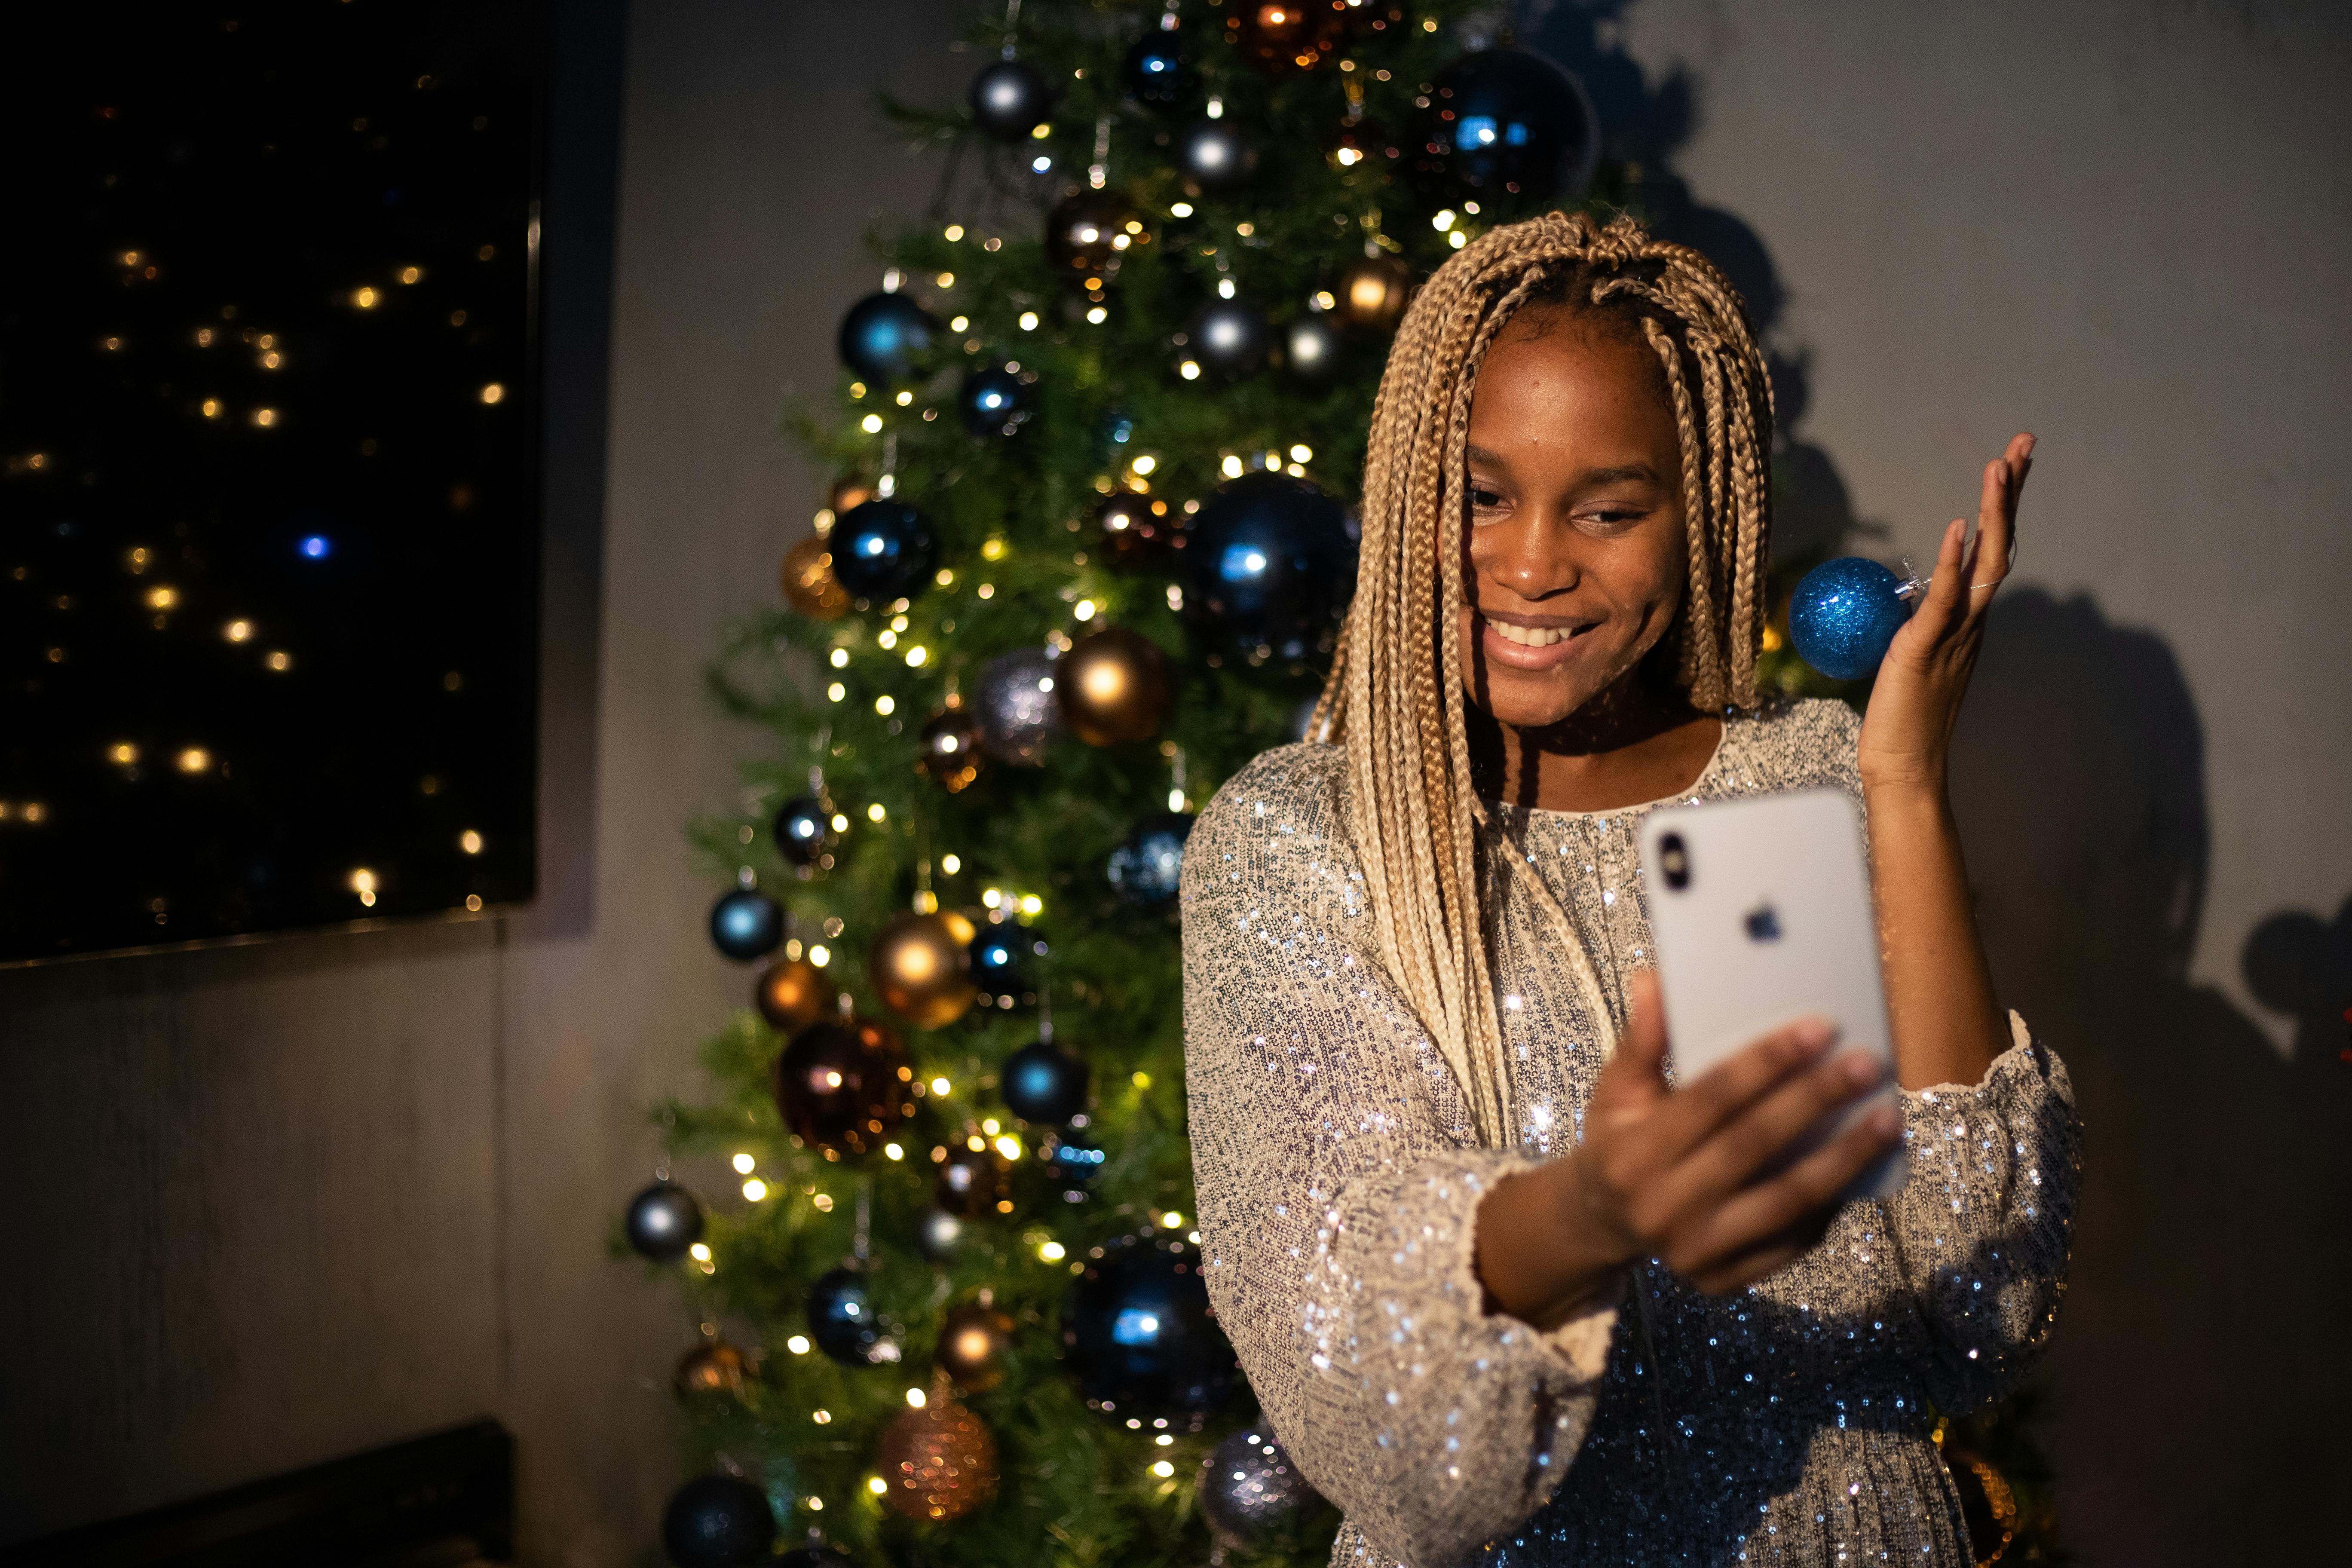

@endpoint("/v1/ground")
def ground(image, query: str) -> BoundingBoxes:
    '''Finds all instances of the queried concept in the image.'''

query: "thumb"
[1600,969,1672,1109]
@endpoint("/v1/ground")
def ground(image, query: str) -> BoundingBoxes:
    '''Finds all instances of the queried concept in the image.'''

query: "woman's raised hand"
[1475,971,1902,1321]
[1856,432,2035,790]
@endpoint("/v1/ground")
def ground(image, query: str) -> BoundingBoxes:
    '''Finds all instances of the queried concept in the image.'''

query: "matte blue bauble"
[1122,31,1199,109]
[808,1266,896,1366]
[1188,300,1271,377]
[970,922,1042,993]
[661,1474,776,1568]
[968,58,1053,141]
[829,499,937,601]
[1045,1130,1106,1186]
[709,889,784,962]
[1002,1041,1089,1124]
[1412,48,1598,209]
[625,1181,704,1262]
[1788,557,1911,681]
[837,292,937,384]
[1107,812,1193,908]
[1060,1234,1240,1421]
[958,365,1035,438]
[771,795,829,867]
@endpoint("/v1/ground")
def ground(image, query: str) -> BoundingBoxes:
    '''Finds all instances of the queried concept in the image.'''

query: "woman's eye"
[1580,507,1643,531]
[1470,487,1505,510]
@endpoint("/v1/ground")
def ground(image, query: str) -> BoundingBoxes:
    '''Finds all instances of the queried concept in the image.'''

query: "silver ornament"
[977,646,1064,765]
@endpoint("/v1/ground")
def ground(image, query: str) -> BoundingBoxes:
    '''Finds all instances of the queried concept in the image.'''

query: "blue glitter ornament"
[709,889,784,962]
[1107,812,1193,908]
[837,291,937,384]
[1122,29,1198,110]
[1044,1129,1105,1187]
[1787,557,1915,681]
[1060,1233,1240,1421]
[958,364,1035,438]
[970,922,1042,995]
[1187,474,1357,661]
[829,499,937,602]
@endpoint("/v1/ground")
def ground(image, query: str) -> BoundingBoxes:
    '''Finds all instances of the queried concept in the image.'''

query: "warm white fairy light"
[931,1076,952,1096]
[732,1152,756,1174]
[787,1335,811,1354]
[940,853,961,875]
[1019,311,1040,331]
[884,1142,904,1160]
[459,830,483,854]
[861,414,884,433]
[827,681,846,701]
[905,1387,927,1408]
[741,1178,767,1201]
[1150,1461,1175,1478]
[809,944,831,967]
[867,1476,888,1495]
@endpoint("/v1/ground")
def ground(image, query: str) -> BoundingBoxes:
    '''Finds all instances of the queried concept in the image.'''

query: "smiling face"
[1458,311,1691,732]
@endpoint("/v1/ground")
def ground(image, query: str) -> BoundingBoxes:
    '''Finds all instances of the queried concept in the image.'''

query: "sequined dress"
[1180,699,2080,1567]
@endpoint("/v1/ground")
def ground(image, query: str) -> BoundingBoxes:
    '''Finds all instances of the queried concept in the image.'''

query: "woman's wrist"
[1474,1155,1632,1328]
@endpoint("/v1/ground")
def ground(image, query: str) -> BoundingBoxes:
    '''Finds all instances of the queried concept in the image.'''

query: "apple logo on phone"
[1743,901,1783,943]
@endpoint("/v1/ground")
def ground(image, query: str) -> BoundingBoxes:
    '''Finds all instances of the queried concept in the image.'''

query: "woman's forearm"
[1862,779,2008,1090]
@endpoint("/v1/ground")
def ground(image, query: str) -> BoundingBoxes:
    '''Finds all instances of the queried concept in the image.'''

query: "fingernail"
[1841,1051,1883,1087]
[1792,1020,1834,1051]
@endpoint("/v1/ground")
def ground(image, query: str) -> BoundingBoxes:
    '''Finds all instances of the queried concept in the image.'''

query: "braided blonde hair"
[1311,211,1776,1144]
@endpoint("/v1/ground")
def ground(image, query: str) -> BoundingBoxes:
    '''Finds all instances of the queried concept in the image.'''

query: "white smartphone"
[1636,787,1905,1202]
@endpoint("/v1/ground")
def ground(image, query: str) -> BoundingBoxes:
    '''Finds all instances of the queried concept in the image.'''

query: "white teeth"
[1490,619,1574,648]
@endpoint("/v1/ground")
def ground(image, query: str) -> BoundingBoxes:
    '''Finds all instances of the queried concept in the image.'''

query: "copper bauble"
[917,703,987,793]
[673,1338,748,1399]
[935,1298,1015,1392]
[876,1391,999,1522]
[781,535,851,619]
[754,956,829,1033]
[828,475,877,515]
[1057,627,1173,746]
[870,910,978,1028]
[1046,192,1146,280]
[1095,491,1182,567]
[1334,253,1413,332]
[774,1019,914,1157]
[935,1141,1015,1216]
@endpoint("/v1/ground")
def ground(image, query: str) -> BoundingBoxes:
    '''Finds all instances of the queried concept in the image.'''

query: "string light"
[808,943,831,966]
[201,399,222,419]
[827,681,846,701]
[943,224,964,241]
[265,650,293,671]
[884,1142,904,1160]
[867,1476,888,1496]
[787,1335,811,1355]
[108,743,138,765]
[1150,1461,1175,1478]
[1161,1210,1184,1229]
[732,1152,756,1174]
[742,1178,767,1200]
[175,747,211,774]
[224,619,251,641]
[930,1076,951,1096]
[1039,1240,1066,1262]
[1170,202,1193,217]
[940,853,961,874]
[905,1387,927,1409]
[349,868,378,907]
[459,830,483,854]
[861,414,884,433]
[480,383,505,404]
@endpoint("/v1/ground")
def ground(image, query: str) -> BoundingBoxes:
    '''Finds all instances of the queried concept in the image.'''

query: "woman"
[1181,211,2081,1566]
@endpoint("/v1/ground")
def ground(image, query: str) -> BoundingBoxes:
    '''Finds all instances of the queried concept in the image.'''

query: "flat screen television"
[2,2,543,962]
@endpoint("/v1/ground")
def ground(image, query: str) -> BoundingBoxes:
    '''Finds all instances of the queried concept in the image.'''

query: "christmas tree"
[619,5,2049,1566]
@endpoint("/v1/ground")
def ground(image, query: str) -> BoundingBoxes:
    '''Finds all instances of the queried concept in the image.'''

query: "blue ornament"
[968,58,1053,141]
[1187,474,1357,661]
[1412,49,1599,210]
[625,1181,703,1262]
[1044,1129,1106,1186]
[1107,812,1193,909]
[808,1266,896,1366]
[710,889,784,962]
[1002,1041,1089,1124]
[1060,1233,1240,1420]
[829,499,937,601]
[837,291,937,384]
[1189,299,1271,378]
[1788,557,1913,681]
[970,922,1042,995]
[661,1474,776,1568]
[958,364,1035,438]
[771,795,830,867]
[1178,119,1258,191]
[1122,29,1198,110]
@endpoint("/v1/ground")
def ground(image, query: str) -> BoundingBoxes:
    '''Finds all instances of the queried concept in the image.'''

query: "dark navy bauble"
[1177,119,1258,191]
[808,1266,897,1366]
[625,1181,703,1262]
[1107,812,1193,909]
[1187,474,1358,660]
[1122,29,1199,109]
[660,1474,776,1568]
[968,58,1054,141]
[1282,313,1346,385]
[772,795,830,867]
[829,499,937,602]
[710,889,784,962]
[1001,1041,1090,1125]
[1410,48,1599,210]
[969,922,1042,994]
[837,291,937,384]
[1060,1233,1240,1421]
[1044,1129,1106,1186]
[1197,1427,1326,1551]
[778,1549,857,1568]
[958,364,1035,438]
[1188,300,1271,378]
[1788,557,1911,681]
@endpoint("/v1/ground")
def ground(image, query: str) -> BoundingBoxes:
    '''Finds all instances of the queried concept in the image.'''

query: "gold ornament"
[1334,253,1413,332]
[1058,627,1174,746]
[754,956,829,1033]
[876,1388,999,1522]
[781,535,850,619]
[869,910,978,1029]
[672,1338,747,1399]
[934,1298,1014,1392]
[917,701,988,793]
[828,475,876,515]
[1228,1,1352,74]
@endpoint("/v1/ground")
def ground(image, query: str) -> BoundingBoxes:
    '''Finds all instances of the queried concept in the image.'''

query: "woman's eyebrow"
[1577,462,1661,486]
[1465,442,1509,469]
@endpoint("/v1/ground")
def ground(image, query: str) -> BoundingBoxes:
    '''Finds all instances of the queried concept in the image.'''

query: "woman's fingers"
[1592,970,1672,1118]
[1961,432,2034,621]
[1645,1016,1839,1167]
[1646,1044,1890,1234]
[1681,1100,1904,1286]
[1900,518,1969,649]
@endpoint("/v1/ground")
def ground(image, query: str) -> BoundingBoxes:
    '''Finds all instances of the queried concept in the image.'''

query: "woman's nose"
[1478,510,1578,600]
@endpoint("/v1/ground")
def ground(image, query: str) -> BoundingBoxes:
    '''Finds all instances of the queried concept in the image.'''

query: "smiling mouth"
[1486,619,1589,648]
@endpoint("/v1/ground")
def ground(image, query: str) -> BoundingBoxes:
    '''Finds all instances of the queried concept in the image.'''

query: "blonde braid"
[1318,211,1774,1144]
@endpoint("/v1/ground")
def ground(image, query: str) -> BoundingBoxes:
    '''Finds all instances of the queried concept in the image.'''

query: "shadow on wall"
[1527,1,1860,563]
[1949,588,2352,1563]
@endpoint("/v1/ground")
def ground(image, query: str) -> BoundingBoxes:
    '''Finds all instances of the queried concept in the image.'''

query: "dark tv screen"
[2,2,542,962]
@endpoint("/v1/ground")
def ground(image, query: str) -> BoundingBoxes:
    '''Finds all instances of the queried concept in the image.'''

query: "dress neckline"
[1481,711,1735,822]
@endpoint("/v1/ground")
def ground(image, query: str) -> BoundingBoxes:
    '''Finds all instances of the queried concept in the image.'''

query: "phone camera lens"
[1659,833,1690,891]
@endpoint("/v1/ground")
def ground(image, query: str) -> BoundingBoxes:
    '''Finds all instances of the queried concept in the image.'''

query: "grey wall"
[4,1,2344,1563]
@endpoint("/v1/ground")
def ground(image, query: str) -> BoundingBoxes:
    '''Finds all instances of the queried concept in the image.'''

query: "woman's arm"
[1859,433,2035,1090]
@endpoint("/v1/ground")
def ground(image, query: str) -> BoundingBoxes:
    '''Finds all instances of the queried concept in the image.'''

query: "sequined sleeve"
[1182,746,1617,1566]
[1881,1015,2082,1412]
